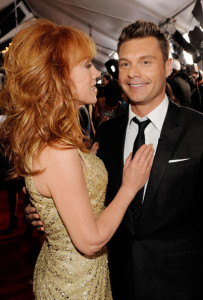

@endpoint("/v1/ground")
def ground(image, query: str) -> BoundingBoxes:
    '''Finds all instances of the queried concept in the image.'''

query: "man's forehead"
[118,38,162,60]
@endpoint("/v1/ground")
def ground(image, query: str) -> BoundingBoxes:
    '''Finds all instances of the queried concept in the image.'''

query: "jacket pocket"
[167,249,203,267]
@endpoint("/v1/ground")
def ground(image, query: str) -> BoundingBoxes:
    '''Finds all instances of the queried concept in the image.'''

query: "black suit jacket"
[97,100,203,300]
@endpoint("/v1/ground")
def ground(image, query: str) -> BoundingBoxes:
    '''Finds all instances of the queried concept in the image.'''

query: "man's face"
[102,76,109,85]
[118,37,172,113]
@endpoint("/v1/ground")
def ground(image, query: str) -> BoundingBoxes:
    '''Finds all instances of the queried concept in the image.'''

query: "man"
[94,73,113,127]
[96,73,113,98]
[102,73,113,86]
[26,20,203,300]
[167,59,191,107]
[191,70,203,113]
[97,20,203,300]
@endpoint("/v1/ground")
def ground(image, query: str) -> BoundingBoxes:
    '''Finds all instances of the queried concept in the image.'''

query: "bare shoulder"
[33,146,80,171]
[32,146,82,197]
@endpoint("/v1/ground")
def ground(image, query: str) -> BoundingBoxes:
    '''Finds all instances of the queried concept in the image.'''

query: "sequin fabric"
[24,149,113,300]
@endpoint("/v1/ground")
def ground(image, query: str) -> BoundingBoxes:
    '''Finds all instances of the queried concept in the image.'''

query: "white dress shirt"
[124,95,169,199]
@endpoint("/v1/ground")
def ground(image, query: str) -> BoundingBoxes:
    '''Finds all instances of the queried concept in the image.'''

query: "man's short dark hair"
[103,73,113,81]
[117,19,169,63]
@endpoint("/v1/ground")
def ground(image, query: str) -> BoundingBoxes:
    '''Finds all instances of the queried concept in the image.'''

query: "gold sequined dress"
[24,149,113,300]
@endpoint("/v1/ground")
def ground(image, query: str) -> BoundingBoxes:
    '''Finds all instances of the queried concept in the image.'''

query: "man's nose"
[128,65,141,78]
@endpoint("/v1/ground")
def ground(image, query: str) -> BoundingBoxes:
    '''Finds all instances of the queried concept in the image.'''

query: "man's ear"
[165,58,173,78]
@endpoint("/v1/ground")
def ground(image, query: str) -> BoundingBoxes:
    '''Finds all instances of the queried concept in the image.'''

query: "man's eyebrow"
[119,55,157,61]
[139,55,157,60]
[118,58,129,62]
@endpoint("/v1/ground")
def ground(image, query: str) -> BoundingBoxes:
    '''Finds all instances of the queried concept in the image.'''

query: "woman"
[0,19,154,299]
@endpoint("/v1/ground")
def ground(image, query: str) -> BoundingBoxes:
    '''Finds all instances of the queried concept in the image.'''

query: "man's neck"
[130,100,164,117]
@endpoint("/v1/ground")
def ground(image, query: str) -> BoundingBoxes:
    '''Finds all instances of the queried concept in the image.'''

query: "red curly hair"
[0,19,96,177]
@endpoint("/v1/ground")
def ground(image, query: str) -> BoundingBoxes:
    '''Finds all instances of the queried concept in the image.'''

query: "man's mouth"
[128,83,148,87]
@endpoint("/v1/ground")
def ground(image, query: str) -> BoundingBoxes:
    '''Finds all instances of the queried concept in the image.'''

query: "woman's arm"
[29,144,154,256]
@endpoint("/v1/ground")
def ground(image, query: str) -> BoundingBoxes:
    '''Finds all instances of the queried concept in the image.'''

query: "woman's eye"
[86,63,92,69]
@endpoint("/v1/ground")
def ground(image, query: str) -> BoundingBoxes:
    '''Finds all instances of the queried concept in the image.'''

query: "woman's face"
[70,59,101,105]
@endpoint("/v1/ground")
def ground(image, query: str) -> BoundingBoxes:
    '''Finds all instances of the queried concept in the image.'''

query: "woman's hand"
[122,144,154,198]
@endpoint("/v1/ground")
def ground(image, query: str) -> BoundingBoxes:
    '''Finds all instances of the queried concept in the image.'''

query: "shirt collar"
[128,95,169,132]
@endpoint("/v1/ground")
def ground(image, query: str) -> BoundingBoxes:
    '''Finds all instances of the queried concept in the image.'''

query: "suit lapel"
[140,101,182,224]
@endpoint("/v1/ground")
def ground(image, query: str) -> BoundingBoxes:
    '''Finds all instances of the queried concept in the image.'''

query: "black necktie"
[130,117,151,226]
[132,118,151,158]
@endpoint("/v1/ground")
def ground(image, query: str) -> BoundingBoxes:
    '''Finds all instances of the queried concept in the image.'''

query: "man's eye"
[143,60,150,65]
[120,62,129,67]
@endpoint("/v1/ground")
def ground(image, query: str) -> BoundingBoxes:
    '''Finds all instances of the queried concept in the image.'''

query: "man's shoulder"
[175,105,203,138]
[179,105,203,123]
[169,100,203,122]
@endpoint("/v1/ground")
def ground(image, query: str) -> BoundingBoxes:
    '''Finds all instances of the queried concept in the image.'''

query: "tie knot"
[132,117,150,131]
[131,117,151,158]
